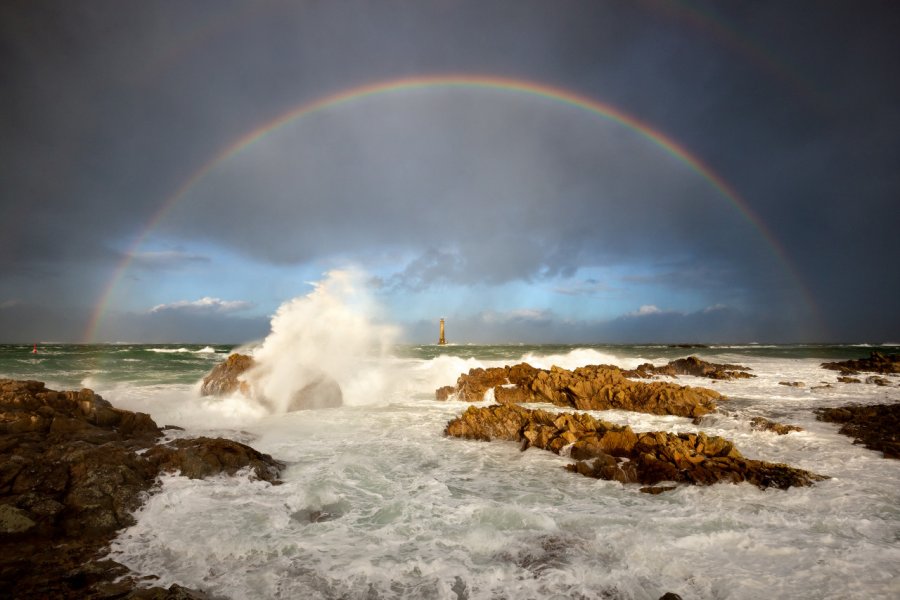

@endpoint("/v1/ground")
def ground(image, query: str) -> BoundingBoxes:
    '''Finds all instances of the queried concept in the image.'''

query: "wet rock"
[0,379,282,598]
[199,353,254,396]
[821,351,900,375]
[146,437,283,481]
[445,404,827,490]
[288,374,343,410]
[435,385,456,401]
[837,376,861,384]
[779,381,805,387]
[640,485,677,495]
[628,356,754,381]
[750,417,803,435]
[437,362,722,418]
[816,403,900,459]
[865,376,890,386]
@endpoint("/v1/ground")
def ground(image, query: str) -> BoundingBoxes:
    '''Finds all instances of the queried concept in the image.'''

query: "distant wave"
[146,346,218,354]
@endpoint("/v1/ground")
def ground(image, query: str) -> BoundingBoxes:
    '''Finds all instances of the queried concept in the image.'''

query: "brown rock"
[816,403,900,458]
[436,362,722,418]
[837,376,862,384]
[199,353,254,396]
[435,385,456,401]
[445,404,827,490]
[779,381,805,388]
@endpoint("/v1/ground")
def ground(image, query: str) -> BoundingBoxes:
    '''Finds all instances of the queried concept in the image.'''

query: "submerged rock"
[0,378,282,598]
[445,404,827,490]
[750,417,803,435]
[436,362,721,418]
[815,403,900,459]
[821,351,900,376]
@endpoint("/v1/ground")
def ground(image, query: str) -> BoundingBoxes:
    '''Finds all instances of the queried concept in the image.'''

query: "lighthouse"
[438,318,447,345]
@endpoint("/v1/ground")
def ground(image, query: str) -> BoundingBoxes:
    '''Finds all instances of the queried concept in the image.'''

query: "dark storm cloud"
[1,1,898,341]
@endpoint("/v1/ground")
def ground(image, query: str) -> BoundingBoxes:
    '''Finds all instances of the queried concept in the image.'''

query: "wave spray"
[242,269,399,413]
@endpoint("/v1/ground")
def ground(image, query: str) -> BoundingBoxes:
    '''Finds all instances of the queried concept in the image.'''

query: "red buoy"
[32,343,37,354]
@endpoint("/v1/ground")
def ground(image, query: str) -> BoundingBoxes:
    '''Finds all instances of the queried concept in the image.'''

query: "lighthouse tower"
[438,318,447,345]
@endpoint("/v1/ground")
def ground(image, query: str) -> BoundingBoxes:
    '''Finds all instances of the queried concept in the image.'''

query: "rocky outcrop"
[436,362,721,418]
[0,379,282,598]
[200,353,254,396]
[821,351,900,376]
[445,404,826,490]
[200,353,343,410]
[750,417,803,435]
[778,381,805,388]
[815,403,900,459]
[628,356,754,381]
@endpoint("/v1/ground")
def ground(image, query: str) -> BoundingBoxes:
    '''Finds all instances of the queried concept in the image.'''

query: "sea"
[1,340,899,600]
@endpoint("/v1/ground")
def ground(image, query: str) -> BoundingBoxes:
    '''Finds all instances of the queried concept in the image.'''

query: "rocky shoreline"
[445,404,826,491]
[0,379,282,599]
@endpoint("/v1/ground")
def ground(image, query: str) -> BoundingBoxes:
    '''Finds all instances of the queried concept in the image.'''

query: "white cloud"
[629,304,664,316]
[149,297,254,314]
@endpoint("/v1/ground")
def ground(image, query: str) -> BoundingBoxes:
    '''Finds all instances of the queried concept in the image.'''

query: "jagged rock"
[435,385,456,401]
[821,351,900,375]
[199,353,254,396]
[628,356,754,380]
[0,379,282,598]
[445,404,827,489]
[816,403,900,459]
[436,362,721,418]
[750,417,803,435]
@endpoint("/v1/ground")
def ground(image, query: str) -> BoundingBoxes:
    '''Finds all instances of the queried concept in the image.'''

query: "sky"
[1,0,898,344]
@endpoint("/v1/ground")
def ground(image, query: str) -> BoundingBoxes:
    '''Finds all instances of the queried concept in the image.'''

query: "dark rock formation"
[821,351,900,376]
[0,379,282,598]
[750,417,803,435]
[815,403,900,459]
[628,356,754,380]
[445,404,827,490]
[436,362,722,418]
[200,353,343,410]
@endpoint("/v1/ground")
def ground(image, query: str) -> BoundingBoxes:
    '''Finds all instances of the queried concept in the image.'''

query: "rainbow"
[83,74,818,342]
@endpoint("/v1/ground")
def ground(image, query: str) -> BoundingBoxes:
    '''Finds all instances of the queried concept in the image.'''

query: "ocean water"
[2,341,899,599]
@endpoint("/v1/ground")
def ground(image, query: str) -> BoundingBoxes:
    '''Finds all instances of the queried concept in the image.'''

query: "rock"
[288,374,343,410]
[821,351,900,375]
[865,376,890,386]
[435,385,456,401]
[200,354,343,410]
[437,362,722,418]
[779,381,805,387]
[640,485,677,495]
[837,376,861,384]
[0,379,282,598]
[199,353,253,396]
[750,417,803,435]
[815,403,900,458]
[0,504,36,534]
[445,404,827,490]
[146,437,283,481]
[628,356,754,381]
[659,594,684,600]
